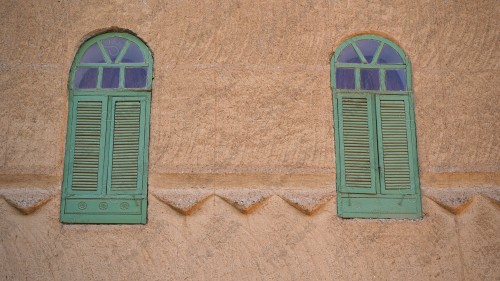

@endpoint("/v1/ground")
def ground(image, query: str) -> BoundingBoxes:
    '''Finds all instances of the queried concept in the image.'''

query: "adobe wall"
[0,0,498,181]
[0,0,499,280]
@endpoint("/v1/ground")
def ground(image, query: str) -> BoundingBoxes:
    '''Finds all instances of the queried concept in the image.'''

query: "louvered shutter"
[107,97,147,195]
[67,96,108,194]
[376,95,416,195]
[337,94,377,194]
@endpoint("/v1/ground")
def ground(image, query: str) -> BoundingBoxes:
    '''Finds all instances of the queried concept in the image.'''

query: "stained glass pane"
[101,37,127,63]
[121,43,145,63]
[356,40,380,63]
[386,69,407,91]
[125,67,148,88]
[80,43,105,63]
[361,69,380,90]
[74,68,98,89]
[336,68,355,89]
[378,45,403,64]
[102,68,120,88]
[338,45,361,63]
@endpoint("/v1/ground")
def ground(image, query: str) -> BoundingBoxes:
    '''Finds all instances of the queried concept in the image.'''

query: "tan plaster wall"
[0,1,499,279]
[1,194,499,280]
[0,0,498,180]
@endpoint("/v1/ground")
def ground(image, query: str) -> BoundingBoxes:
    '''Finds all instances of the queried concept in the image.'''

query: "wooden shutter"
[376,95,416,194]
[107,97,147,195]
[67,96,107,194]
[337,94,377,194]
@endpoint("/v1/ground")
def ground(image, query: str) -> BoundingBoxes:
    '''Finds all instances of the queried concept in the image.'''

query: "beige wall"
[0,0,498,180]
[0,1,499,280]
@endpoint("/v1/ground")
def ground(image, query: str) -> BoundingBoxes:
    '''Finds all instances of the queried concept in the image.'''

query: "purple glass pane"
[356,40,380,63]
[386,69,407,91]
[121,43,145,63]
[337,45,361,63]
[102,68,120,88]
[80,43,105,63]
[74,67,98,89]
[336,68,355,89]
[361,69,380,90]
[101,37,127,63]
[125,67,148,88]
[378,45,403,64]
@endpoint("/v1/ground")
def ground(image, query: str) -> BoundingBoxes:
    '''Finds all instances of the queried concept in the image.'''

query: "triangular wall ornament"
[217,189,272,214]
[151,189,213,215]
[1,188,57,215]
[423,187,500,215]
[278,189,335,215]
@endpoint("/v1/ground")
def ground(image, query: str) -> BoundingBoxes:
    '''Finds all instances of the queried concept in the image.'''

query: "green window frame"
[331,34,422,219]
[60,32,153,224]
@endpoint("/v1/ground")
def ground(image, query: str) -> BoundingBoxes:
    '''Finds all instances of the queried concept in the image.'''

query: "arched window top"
[334,35,408,65]
[71,32,153,90]
[331,35,411,92]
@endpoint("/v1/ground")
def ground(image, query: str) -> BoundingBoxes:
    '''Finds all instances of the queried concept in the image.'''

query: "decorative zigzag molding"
[0,187,498,216]
[0,188,57,215]
[422,187,500,214]
[151,189,213,215]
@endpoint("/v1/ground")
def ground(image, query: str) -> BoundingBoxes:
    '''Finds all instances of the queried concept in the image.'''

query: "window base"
[60,197,147,224]
[337,194,422,219]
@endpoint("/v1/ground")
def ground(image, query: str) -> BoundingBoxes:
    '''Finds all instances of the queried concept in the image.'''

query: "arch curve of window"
[332,35,411,92]
[70,33,153,90]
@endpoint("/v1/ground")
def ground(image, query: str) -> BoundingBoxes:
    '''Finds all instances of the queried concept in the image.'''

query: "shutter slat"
[338,95,377,194]
[70,99,105,193]
[109,99,143,193]
[377,96,415,194]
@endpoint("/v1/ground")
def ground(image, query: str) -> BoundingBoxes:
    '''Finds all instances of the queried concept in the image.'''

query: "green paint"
[331,34,422,219]
[61,32,153,224]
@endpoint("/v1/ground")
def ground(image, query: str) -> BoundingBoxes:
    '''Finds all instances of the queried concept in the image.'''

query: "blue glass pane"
[386,69,407,91]
[336,68,355,89]
[378,45,403,64]
[337,45,361,63]
[74,68,98,89]
[80,43,105,63]
[102,68,120,88]
[361,69,380,90]
[356,40,380,63]
[121,43,145,63]
[125,67,147,88]
[101,37,127,63]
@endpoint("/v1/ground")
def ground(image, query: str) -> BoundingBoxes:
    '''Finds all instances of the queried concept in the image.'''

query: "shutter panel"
[337,94,377,194]
[107,97,146,194]
[376,95,416,194]
[67,96,107,194]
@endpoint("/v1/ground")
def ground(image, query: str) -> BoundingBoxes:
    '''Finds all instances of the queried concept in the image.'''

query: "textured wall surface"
[1,194,499,281]
[0,0,498,178]
[0,0,499,280]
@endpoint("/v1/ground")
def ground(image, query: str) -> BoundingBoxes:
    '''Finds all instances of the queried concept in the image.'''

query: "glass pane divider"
[78,63,149,67]
[380,69,386,91]
[97,67,103,89]
[355,68,361,89]
[97,41,112,64]
[119,66,125,88]
[335,63,406,69]
[116,41,131,64]
[352,43,368,64]
[372,43,384,65]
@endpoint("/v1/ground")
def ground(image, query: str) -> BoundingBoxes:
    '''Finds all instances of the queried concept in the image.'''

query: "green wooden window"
[331,35,422,219]
[61,33,153,224]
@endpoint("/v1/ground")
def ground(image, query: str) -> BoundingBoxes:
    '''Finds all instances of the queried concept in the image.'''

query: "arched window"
[61,33,153,224]
[331,35,421,219]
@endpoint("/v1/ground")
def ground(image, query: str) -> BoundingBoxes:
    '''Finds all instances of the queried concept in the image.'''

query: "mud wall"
[0,0,499,280]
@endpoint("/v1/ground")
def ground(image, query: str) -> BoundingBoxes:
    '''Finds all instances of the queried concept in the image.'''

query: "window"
[331,35,421,218]
[60,33,153,224]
